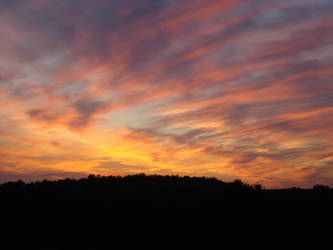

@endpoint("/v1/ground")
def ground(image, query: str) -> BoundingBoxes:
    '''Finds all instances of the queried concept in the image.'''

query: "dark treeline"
[1,174,332,249]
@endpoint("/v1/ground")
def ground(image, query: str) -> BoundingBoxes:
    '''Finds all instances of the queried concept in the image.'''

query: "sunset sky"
[0,0,332,188]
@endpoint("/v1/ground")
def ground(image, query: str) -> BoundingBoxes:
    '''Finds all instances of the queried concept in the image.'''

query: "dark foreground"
[1,174,332,249]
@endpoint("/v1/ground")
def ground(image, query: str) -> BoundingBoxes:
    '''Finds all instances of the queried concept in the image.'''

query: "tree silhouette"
[0,174,332,249]
[313,184,330,191]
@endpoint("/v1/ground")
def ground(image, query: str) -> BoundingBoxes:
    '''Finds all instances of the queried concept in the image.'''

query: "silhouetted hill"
[1,174,332,249]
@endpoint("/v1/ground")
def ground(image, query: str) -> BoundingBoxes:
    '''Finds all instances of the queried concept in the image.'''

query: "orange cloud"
[0,0,333,188]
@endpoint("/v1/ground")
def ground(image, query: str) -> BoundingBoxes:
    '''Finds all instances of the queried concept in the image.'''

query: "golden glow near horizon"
[0,0,333,188]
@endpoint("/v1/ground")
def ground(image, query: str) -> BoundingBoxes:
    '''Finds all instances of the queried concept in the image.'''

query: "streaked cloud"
[0,0,332,187]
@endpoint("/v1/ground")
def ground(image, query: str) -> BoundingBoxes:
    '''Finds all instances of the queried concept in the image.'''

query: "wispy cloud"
[0,0,332,187]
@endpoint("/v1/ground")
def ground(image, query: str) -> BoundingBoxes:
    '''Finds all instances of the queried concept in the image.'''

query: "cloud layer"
[0,0,332,187]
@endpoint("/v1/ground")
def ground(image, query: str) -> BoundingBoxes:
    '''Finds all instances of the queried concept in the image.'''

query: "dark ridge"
[1,174,332,249]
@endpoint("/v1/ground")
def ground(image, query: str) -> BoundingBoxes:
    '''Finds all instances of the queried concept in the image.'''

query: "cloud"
[27,108,60,123]
[0,167,88,184]
[68,98,111,130]
[0,0,332,187]
[94,160,149,172]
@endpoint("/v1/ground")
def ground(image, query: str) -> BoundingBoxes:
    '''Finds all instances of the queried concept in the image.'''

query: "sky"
[0,0,332,188]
